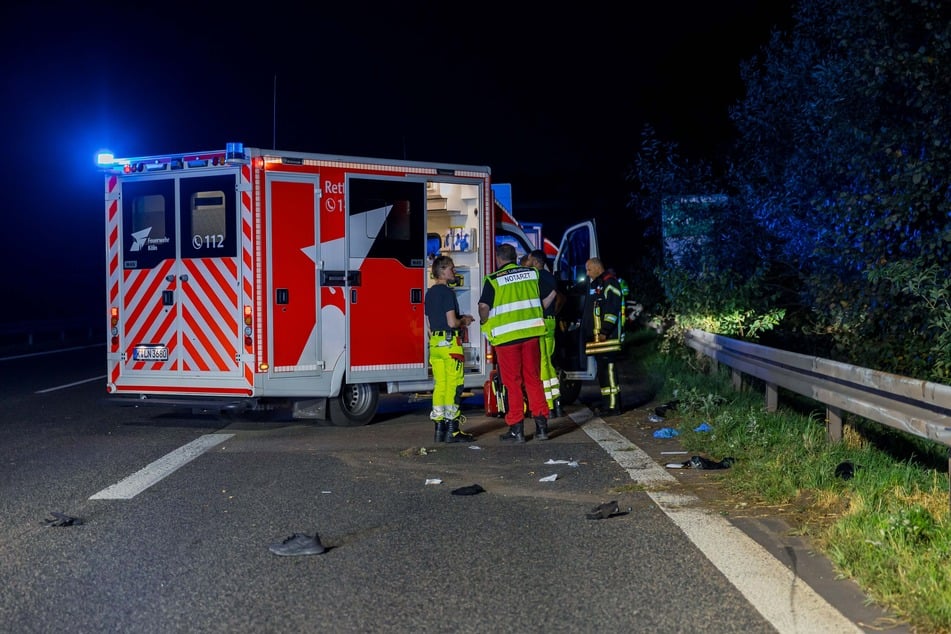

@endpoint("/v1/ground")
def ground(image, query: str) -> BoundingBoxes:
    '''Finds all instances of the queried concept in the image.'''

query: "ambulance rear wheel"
[329,382,379,426]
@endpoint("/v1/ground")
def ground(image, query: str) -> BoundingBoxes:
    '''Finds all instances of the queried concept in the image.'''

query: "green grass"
[643,346,951,633]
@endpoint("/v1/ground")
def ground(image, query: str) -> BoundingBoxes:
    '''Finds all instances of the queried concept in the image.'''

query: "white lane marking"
[583,417,862,634]
[36,375,106,394]
[90,434,234,500]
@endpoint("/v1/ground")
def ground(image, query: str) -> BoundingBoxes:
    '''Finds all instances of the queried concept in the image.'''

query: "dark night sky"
[0,2,791,323]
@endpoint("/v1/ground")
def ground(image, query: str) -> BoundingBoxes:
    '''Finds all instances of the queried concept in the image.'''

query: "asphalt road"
[0,344,909,633]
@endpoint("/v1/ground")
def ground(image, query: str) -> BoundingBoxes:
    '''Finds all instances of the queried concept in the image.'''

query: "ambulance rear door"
[116,171,243,386]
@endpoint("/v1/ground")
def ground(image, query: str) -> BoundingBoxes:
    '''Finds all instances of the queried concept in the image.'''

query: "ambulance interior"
[425,181,484,372]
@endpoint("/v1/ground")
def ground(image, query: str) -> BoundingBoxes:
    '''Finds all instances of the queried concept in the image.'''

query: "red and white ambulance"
[100,142,597,424]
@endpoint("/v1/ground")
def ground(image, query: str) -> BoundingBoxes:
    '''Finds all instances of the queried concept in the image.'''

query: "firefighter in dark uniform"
[581,257,623,416]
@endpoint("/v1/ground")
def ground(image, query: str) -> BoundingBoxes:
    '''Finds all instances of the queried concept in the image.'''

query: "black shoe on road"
[269,533,326,556]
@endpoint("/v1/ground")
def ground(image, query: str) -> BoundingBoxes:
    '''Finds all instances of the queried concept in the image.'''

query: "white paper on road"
[544,459,579,466]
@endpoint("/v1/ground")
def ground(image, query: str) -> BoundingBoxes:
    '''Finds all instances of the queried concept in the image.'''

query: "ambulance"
[100,142,598,425]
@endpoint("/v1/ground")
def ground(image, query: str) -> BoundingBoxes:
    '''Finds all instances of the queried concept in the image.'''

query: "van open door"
[551,220,599,405]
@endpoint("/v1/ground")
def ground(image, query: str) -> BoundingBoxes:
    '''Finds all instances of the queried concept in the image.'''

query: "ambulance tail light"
[243,305,253,347]
[110,307,119,350]
[486,348,495,365]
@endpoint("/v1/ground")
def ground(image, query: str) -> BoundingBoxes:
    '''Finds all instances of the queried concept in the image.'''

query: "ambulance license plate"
[133,345,168,361]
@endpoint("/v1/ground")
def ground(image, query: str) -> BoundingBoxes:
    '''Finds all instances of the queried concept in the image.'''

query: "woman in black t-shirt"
[424,255,475,443]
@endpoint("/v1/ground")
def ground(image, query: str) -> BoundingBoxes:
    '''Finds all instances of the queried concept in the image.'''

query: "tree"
[629,126,785,345]
[648,0,951,380]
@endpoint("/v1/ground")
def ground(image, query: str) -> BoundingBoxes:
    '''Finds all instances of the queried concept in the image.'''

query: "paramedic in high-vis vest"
[582,257,624,416]
[478,243,550,442]
[425,255,476,443]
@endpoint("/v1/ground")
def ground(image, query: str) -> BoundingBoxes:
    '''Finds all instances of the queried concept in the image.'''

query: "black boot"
[552,399,564,418]
[534,416,549,441]
[499,421,525,443]
[434,420,448,443]
[445,416,475,443]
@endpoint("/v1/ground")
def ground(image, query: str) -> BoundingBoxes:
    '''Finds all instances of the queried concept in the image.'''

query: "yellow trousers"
[540,316,560,408]
[430,334,464,421]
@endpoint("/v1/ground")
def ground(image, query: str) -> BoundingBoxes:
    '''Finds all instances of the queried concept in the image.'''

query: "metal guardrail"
[684,329,951,507]
[0,319,101,349]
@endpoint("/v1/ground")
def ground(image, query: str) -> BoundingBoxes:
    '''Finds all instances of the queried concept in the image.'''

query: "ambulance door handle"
[350,289,357,304]
[162,290,174,306]
[411,288,422,303]
[276,289,289,304]
[179,274,189,282]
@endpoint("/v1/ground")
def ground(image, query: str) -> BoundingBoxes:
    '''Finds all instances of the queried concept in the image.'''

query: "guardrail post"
[731,368,742,391]
[826,406,843,443]
[765,382,778,412]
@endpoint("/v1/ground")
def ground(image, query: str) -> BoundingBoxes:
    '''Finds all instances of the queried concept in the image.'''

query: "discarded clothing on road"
[42,511,83,527]
[665,455,735,470]
[451,484,486,496]
[654,400,679,417]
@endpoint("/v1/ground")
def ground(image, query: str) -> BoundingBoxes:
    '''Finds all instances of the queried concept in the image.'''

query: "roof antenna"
[272,75,278,149]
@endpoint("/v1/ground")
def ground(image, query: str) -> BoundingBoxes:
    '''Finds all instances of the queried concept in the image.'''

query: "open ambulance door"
[551,220,599,405]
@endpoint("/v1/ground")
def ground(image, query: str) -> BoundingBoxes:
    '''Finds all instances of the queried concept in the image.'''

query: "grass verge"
[644,345,951,633]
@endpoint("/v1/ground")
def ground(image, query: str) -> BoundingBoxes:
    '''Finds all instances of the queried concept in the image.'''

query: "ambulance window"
[134,195,167,238]
[191,192,226,246]
[349,178,425,268]
[380,199,411,240]
[122,180,174,270]
[495,234,529,262]
[555,229,592,285]
[180,175,236,259]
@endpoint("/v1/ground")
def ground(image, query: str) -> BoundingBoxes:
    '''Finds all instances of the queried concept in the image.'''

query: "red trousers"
[495,337,550,425]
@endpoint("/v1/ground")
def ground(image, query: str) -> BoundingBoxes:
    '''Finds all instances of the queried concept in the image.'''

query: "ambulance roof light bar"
[96,142,246,172]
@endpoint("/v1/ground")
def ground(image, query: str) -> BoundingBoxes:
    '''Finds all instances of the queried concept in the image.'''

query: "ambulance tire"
[329,382,379,426]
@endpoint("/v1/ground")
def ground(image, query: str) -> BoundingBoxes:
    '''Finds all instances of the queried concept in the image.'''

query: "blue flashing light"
[225,141,245,164]
[96,150,115,167]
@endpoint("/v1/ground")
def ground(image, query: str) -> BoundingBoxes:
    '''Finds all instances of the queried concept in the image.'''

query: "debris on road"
[451,484,485,496]
[666,455,735,470]
[42,511,83,527]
